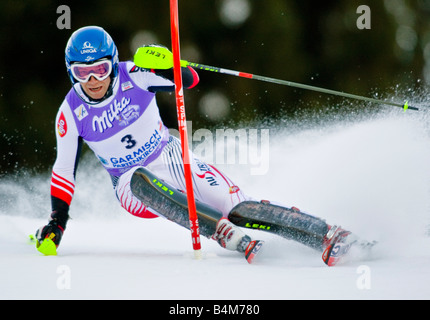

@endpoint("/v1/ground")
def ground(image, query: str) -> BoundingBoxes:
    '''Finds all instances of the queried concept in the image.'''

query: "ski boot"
[322,225,376,266]
[213,218,264,264]
[322,225,355,266]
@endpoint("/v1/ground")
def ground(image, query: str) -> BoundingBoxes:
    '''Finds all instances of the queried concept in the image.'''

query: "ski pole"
[134,46,419,111]
[169,0,202,259]
[184,61,418,111]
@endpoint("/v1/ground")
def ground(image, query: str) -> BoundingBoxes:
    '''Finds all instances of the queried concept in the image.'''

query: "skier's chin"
[87,86,105,99]
[81,78,111,100]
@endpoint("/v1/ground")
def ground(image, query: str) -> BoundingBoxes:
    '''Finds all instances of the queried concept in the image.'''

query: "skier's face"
[80,75,111,100]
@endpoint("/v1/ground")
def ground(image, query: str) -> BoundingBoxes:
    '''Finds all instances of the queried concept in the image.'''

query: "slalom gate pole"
[183,62,419,111]
[169,0,202,259]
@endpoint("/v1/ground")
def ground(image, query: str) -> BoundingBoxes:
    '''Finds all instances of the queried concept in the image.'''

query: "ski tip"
[245,240,264,264]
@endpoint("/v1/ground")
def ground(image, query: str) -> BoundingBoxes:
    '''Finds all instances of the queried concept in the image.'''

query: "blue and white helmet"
[65,26,119,86]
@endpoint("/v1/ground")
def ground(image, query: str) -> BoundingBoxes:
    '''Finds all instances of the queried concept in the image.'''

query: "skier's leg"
[146,135,249,217]
[133,136,331,252]
[112,136,254,254]
[114,167,161,219]
[228,200,351,251]
[129,166,259,259]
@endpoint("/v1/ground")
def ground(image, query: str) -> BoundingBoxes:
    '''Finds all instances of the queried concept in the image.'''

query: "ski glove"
[134,44,185,70]
[35,219,64,248]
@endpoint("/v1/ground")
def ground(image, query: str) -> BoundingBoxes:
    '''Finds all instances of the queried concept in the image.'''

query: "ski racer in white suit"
[35,26,356,265]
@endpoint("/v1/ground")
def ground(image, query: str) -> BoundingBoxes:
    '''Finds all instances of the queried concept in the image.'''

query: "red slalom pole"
[170,0,202,259]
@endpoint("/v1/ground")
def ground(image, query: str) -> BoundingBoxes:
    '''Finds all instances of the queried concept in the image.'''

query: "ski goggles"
[70,59,112,83]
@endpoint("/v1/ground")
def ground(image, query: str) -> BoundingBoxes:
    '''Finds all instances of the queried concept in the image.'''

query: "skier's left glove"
[134,44,180,70]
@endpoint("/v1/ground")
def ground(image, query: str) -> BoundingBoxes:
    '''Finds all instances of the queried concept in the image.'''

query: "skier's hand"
[134,45,183,70]
[35,220,64,248]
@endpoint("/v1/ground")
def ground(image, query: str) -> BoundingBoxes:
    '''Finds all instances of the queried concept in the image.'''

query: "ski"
[132,168,266,263]
[228,200,330,250]
[131,167,222,238]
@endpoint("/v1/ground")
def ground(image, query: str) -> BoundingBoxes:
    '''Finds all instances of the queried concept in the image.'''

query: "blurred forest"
[1,0,430,175]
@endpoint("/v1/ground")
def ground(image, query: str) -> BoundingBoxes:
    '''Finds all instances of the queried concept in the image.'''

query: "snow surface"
[1,107,430,300]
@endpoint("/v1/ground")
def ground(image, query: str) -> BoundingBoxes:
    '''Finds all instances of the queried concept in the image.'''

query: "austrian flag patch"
[57,111,68,137]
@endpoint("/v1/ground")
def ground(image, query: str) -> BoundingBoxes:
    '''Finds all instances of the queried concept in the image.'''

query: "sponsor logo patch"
[74,104,88,121]
[195,159,219,186]
[57,112,68,137]
[80,41,97,54]
[92,97,141,133]
[121,81,134,92]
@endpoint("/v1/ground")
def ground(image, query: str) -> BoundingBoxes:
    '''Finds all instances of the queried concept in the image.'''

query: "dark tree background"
[1,0,429,175]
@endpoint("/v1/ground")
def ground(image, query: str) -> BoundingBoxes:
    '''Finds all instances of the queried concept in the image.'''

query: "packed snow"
[1,107,430,300]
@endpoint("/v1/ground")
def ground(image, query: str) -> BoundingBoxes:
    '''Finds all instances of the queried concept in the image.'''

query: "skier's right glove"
[35,219,64,248]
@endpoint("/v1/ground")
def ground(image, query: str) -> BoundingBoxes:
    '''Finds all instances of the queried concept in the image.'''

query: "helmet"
[65,26,119,86]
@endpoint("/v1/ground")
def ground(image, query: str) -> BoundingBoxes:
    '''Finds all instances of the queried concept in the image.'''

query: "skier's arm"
[36,102,82,247]
[129,44,200,92]
[129,61,199,92]
[148,66,199,92]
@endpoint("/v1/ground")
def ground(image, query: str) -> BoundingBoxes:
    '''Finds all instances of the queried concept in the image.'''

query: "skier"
[34,26,365,266]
